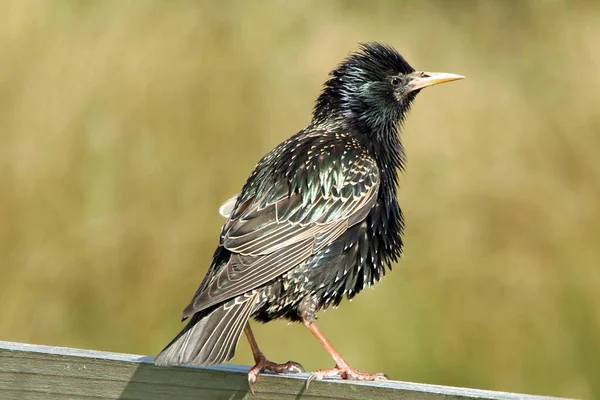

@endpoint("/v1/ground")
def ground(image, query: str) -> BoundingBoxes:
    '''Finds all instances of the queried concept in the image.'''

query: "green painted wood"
[0,341,568,400]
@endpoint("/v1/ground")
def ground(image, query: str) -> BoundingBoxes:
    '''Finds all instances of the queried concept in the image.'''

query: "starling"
[155,42,463,389]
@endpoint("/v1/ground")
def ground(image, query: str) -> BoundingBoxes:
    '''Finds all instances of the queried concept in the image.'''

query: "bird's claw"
[247,355,304,394]
[248,372,257,395]
[305,365,387,389]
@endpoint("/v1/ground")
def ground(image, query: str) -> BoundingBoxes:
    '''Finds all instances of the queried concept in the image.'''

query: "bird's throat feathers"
[360,114,407,200]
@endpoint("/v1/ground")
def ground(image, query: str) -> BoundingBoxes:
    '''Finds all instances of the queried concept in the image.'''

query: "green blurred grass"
[1,1,599,398]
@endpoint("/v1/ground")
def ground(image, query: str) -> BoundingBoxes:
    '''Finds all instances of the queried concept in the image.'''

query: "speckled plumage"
[248,128,403,324]
[155,42,463,372]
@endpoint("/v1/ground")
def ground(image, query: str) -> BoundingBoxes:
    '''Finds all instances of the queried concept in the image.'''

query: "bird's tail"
[155,293,258,366]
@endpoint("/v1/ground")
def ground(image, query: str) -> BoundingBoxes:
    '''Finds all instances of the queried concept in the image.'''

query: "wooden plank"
[0,341,568,400]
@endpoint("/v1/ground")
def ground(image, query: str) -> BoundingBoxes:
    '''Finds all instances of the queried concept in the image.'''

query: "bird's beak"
[406,71,465,93]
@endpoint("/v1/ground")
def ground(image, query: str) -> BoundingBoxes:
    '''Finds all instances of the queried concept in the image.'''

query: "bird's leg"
[244,324,304,393]
[303,321,387,386]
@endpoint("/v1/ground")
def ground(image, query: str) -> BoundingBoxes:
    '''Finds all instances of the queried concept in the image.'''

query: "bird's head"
[313,42,464,133]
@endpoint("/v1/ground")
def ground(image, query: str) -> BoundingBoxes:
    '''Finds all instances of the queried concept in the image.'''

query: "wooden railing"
[0,341,568,400]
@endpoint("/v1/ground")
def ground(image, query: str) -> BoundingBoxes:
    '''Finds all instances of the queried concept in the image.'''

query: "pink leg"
[244,324,304,394]
[303,321,387,387]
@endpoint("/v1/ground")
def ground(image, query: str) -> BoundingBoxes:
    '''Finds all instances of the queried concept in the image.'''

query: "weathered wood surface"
[0,340,567,400]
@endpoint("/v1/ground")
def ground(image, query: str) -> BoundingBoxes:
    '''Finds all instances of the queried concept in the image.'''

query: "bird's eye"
[390,77,401,87]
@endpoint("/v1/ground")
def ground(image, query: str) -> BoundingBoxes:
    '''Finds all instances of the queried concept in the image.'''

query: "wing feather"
[183,150,380,318]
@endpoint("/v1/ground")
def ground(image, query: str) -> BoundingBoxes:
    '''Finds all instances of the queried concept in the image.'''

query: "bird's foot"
[306,363,387,388]
[247,353,304,394]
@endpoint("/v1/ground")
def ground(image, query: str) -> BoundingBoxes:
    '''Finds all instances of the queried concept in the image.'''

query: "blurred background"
[1,1,599,398]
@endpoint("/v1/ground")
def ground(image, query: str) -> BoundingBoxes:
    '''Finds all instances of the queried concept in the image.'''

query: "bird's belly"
[251,222,388,323]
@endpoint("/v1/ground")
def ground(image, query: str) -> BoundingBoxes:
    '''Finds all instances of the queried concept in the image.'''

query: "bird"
[155,42,463,391]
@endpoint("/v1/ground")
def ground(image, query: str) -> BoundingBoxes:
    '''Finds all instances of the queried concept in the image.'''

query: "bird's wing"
[183,152,380,318]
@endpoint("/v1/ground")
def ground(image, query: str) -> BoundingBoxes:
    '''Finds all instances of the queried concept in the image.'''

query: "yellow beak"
[406,71,465,93]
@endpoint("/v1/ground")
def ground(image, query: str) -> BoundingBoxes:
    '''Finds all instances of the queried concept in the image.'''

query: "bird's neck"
[314,95,409,185]
[361,122,405,197]
[327,116,406,190]
[312,91,410,195]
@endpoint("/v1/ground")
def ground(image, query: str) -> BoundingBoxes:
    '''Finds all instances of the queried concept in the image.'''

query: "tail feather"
[155,293,257,366]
